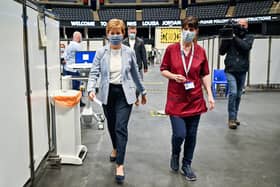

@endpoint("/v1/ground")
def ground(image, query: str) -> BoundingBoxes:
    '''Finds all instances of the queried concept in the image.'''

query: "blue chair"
[212,69,228,98]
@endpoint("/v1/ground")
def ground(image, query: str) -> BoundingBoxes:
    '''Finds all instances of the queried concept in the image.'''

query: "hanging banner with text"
[59,15,280,28]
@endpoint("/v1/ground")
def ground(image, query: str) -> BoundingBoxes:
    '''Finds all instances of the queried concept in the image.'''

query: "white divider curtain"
[0,1,30,187]
[0,1,61,186]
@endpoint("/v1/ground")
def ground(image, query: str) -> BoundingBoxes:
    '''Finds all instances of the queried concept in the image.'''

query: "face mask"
[129,33,136,40]
[182,30,195,43]
[238,26,248,38]
[108,35,123,45]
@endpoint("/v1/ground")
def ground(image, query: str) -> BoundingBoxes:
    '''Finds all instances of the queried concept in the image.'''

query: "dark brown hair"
[128,26,137,29]
[182,16,199,29]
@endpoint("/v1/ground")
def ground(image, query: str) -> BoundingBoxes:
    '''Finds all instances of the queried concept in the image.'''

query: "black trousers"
[102,84,133,165]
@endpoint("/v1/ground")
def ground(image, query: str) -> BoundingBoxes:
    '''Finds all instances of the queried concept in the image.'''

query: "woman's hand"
[173,74,186,83]
[161,70,186,83]
[88,91,96,101]
[141,95,147,105]
[208,95,215,111]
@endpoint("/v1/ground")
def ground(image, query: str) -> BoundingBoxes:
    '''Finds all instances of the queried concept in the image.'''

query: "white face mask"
[182,30,196,43]
[128,33,136,39]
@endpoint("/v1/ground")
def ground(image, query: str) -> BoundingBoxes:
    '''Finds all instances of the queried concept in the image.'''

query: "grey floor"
[36,65,280,187]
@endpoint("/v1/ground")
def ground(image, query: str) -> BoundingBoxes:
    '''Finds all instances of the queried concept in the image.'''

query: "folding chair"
[211,69,228,98]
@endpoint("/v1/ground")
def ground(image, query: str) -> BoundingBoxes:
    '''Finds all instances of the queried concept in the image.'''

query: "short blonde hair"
[106,19,125,35]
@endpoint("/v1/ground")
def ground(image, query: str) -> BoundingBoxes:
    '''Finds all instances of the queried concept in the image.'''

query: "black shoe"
[181,165,197,181]
[235,120,240,126]
[110,150,117,162]
[228,120,237,129]
[170,155,179,172]
[110,155,116,162]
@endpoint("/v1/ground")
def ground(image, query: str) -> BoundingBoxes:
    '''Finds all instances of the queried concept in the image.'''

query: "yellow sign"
[150,110,167,117]
[160,28,181,43]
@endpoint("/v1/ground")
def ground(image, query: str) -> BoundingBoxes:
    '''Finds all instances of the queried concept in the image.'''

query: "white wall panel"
[197,40,203,47]
[269,38,280,84]
[0,1,30,187]
[204,39,209,59]
[219,54,226,70]
[81,41,88,50]
[89,40,104,51]
[249,38,269,85]
[213,37,219,70]
[208,39,214,77]
[46,17,61,91]
[27,7,49,170]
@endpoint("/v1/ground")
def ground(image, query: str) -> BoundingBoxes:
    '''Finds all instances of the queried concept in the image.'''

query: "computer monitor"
[75,51,96,64]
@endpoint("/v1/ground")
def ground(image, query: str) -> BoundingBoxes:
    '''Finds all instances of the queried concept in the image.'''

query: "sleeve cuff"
[88,89,96,96]
[142,90,147,96]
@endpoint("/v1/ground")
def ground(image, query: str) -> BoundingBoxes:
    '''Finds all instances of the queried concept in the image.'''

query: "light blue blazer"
[87,44,146,105]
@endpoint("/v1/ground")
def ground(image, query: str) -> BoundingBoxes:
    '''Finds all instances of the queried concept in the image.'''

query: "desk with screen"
[66,50,105,130]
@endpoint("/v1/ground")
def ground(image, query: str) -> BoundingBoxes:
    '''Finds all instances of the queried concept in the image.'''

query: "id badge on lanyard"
[181,43,195,90]
[184,81,195,90]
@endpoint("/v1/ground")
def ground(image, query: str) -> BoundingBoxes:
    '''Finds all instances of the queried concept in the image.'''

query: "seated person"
[63,31,85,107]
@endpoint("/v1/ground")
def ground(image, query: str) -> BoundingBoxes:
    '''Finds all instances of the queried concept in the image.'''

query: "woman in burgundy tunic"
[160,16,215,181]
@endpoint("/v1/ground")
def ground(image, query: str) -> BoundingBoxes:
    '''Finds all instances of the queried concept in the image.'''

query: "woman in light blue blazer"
[87,19,147,183]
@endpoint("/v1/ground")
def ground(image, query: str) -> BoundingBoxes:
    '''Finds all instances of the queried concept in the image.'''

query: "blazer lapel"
[103,45,110,78]
[121,44,128,76]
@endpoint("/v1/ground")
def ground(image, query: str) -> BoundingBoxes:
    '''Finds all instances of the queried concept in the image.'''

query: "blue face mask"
[108,35,123,45]
[128,33,136,40]
[182,30,196,43]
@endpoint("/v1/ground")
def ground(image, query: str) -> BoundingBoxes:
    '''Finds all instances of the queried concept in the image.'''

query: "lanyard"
[181,42,194,78]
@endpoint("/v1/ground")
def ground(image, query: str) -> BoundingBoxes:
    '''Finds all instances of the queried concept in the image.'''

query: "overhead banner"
[160,28,181,43]
[199,15,278,25]
[59,15,280,28]
[60,20,182,27]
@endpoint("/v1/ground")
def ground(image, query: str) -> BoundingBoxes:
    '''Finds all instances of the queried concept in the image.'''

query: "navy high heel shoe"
[115,174,125,184]
[115,166,125,184]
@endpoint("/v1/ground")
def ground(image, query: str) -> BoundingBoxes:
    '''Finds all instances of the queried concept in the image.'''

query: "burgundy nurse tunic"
[160,42,210,117]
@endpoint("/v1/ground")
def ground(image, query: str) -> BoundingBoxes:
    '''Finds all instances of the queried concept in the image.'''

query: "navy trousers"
[102,84,133,165]
[170,115,200,166]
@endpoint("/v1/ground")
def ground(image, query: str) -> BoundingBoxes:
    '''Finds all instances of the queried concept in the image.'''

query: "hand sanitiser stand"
[51,90,87,165]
